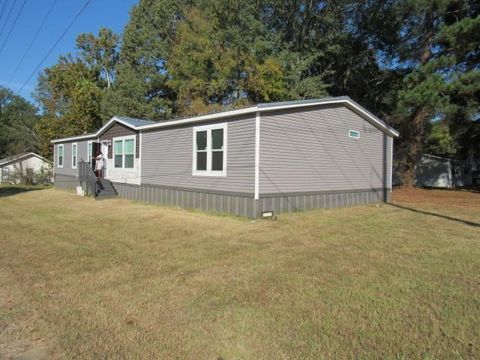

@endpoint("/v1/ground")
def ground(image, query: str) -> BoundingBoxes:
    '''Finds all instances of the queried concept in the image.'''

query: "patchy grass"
[0,185,479,359]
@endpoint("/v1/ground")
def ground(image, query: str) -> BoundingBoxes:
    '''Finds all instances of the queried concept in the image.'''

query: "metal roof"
[52,96,399,143]
[115,116,156,127]
[257,96,350,109]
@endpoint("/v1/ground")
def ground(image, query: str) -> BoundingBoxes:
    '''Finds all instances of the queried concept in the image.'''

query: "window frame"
[87,140,93,164]
[348,130,360,139]
[2,168,10,178]
[192,123,227,177]
[57,144,64,168]
[112,135,136,170]
[71,142,78,169]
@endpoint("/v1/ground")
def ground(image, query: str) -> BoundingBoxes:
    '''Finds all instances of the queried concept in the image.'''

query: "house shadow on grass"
[0,185,49,198]
[390,203,480,228]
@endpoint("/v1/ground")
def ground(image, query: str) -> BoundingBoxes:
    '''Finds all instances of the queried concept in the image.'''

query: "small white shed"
[414,154,475,188]
[0,152,52,184]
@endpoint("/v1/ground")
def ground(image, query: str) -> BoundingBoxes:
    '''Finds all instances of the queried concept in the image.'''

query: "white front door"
[101,142,109,178]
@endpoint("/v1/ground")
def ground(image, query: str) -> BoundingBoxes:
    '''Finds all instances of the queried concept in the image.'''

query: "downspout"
[139,131,142,186]
[390,137,393,192]
[254,111,260,217]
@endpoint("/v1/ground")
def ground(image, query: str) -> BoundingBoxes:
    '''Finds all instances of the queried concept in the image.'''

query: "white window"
[113,136,135,169]
[72,143,78,169]
[193,123,227,176]
[57,144,64,168]
[87,141,93,164]
[349,130,360,139]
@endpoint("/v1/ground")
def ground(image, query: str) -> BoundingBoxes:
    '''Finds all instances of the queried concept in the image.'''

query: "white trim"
[87,140,93,164]
[97,116,141,139]
[99,141,109,178]
[142,107,255,131]
[51,134,95,143]
[192,123,227,177]
[51,97,399,144]
[259,100,399,137]
[389,138,393,191]
[348,130,360,139]
[138,131,142,185]
[57,144,64,168]
[71,143,78,169]
[254,111,260,200]
[50,116,138,144]
[137,98,399,137]
[112,135,136,170]
[52,146,56,176]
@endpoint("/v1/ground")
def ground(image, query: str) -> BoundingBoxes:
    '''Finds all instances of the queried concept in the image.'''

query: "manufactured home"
[52,97,399,217]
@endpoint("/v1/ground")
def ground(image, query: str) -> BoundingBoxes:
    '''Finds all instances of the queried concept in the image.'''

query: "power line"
[0,0,15,38]
[17,0,92,94]
[0,0,27,57]
[8,0,57,83]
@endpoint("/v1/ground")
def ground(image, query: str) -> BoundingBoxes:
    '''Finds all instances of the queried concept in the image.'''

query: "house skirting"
[53,174,79,191]
[114,183,389,218]
[54,176,390,218]
[112,182,257,218]
[257,188,390,216]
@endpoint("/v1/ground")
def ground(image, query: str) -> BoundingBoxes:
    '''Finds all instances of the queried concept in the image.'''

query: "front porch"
[78,160,117,200]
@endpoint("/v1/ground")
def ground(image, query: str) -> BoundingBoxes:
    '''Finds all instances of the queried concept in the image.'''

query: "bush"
[35,165,53,185]
[2,164,53,185]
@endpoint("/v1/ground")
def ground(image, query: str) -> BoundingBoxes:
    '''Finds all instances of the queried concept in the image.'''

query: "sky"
[0,0,138,103]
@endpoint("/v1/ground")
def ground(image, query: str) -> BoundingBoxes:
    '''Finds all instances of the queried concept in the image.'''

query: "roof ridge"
[52,96,399,143]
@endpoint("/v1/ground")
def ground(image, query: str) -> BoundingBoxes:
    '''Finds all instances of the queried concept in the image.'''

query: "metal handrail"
[78,160,98,197]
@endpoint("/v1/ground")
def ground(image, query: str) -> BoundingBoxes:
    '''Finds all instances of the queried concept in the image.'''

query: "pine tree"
[105,0,182,120]
[393,0,480,184]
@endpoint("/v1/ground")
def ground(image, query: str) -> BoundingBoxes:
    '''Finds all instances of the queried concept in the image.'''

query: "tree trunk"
[401,4,436,187]
[402,109,428,187]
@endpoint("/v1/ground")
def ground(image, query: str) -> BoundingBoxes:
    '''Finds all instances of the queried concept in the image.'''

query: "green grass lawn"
[0,185,479,359]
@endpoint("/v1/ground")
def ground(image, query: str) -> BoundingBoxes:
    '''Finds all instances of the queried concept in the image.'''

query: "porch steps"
[95,179,118,200]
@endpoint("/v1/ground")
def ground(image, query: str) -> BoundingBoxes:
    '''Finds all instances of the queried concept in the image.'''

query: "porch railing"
[78,160,98,196]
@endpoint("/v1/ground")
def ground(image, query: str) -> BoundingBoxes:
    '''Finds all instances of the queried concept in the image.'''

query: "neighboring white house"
[0,152,52,184]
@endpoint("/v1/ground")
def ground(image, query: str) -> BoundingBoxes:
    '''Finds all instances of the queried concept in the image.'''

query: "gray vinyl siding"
[77,141,88,163]
[54,140,91,177]
[141,114,256,194]
[99,122,139,159]
[259,104,392,195]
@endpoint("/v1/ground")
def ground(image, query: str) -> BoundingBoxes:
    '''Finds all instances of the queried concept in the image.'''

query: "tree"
[105,0,182,120]
[35,58,102,158]
[424,121,458,155]
[393,0,480,185]
[76,27,120,89]
[166,3,288,115]
[0,86,38,158]
[262,0,404,116]
[27,0,479,180]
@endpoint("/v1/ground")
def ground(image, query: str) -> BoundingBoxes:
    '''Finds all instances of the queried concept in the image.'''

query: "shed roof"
[0,152,51,166]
